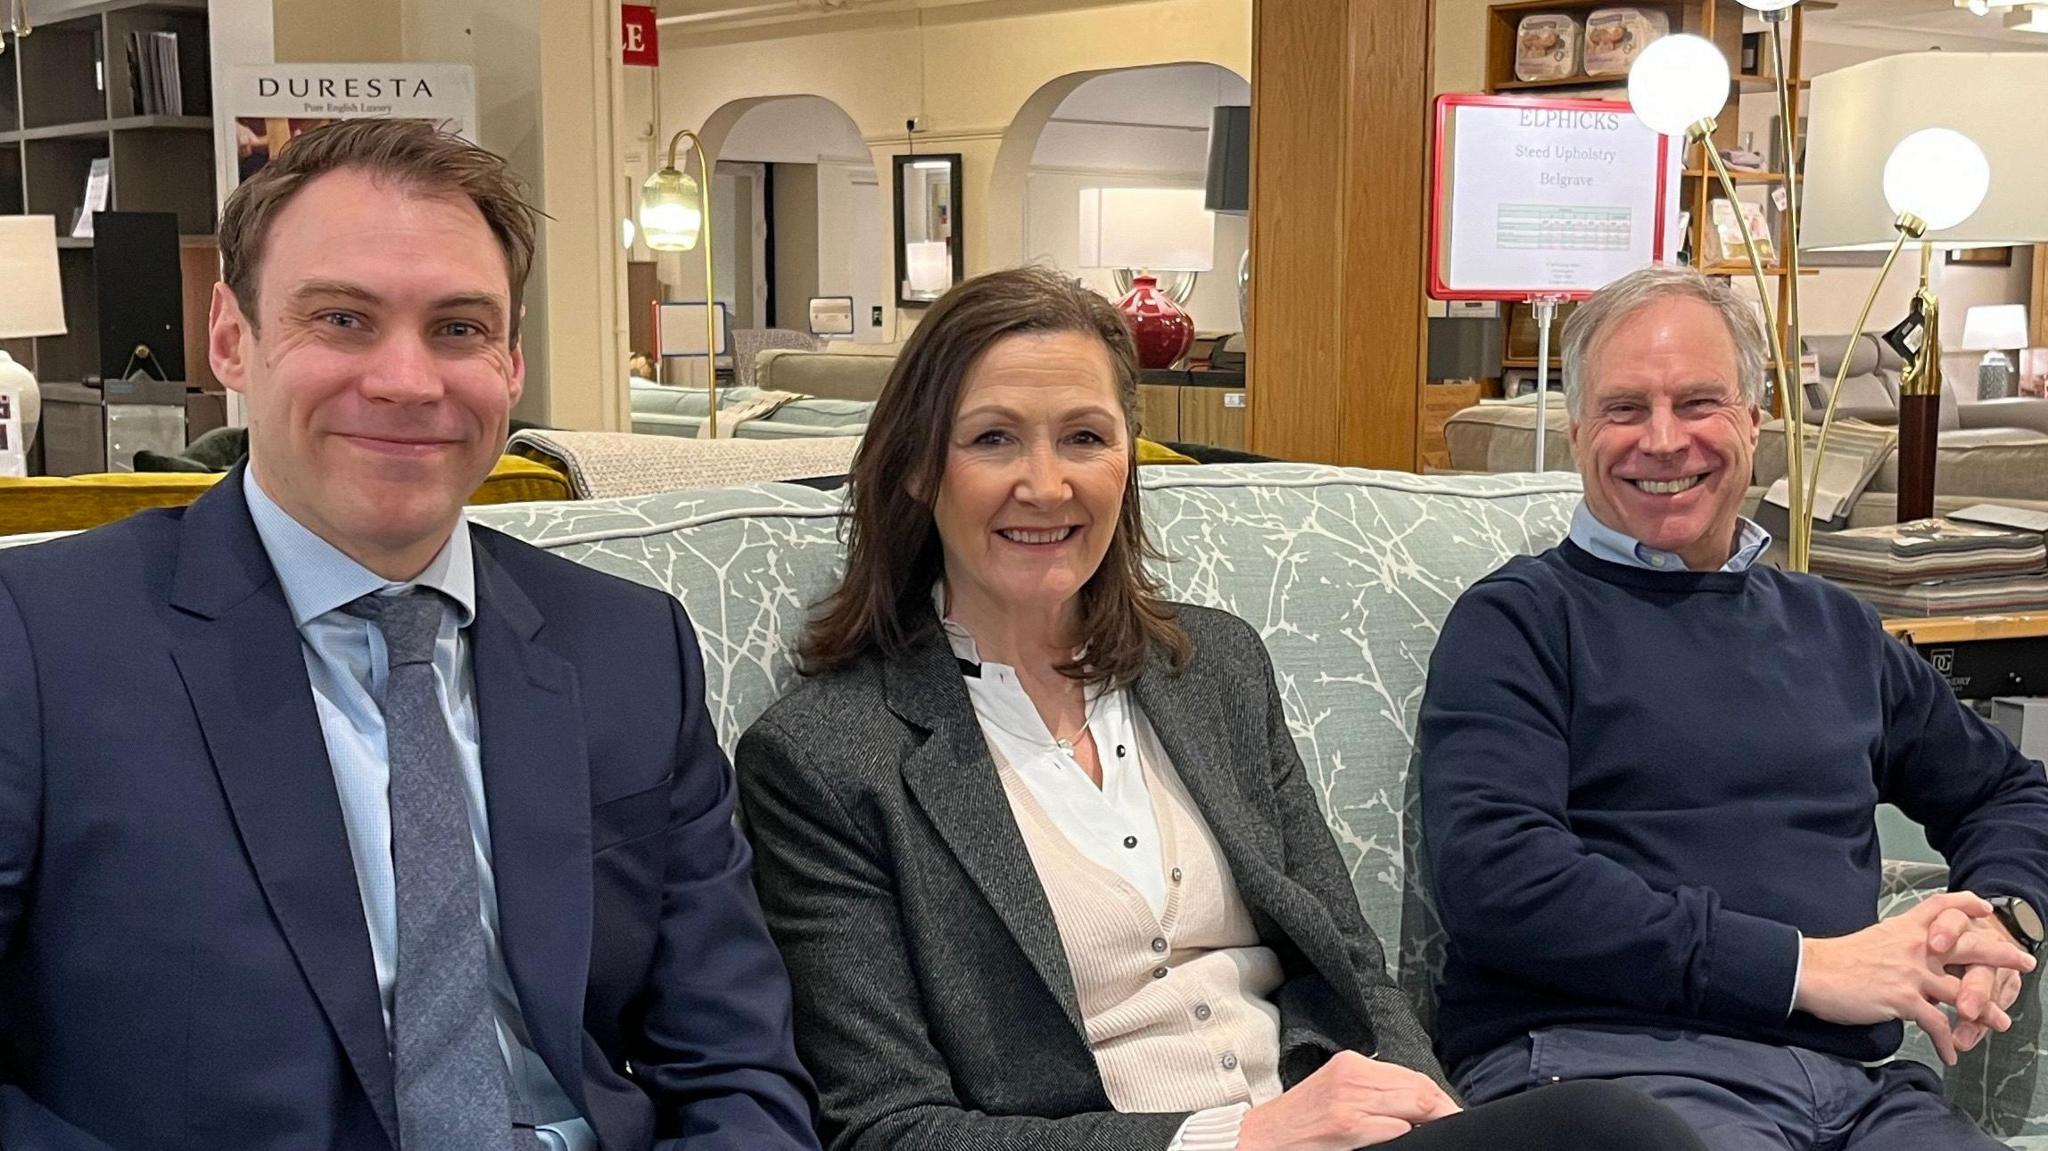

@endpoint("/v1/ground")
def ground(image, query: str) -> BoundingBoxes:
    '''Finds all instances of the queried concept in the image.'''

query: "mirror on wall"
[894,153,963,305]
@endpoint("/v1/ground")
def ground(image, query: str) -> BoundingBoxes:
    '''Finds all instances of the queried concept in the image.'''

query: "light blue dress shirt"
[1565,496,1804,1016]
[242,468,580,1128]
[1569,500,1773,573]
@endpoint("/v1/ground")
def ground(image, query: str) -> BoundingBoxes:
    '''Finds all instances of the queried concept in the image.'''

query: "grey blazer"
[734,603,1444,1151]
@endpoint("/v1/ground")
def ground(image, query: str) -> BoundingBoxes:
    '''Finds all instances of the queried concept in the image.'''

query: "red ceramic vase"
[1117,274,1195,370]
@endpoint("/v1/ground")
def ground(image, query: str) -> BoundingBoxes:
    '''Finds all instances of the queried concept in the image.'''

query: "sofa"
[0,464,2031,1141]
[630,382,874,440]
[1445,398,2048,527]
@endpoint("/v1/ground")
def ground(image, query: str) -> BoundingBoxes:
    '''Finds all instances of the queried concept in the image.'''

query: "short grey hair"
[1560,264,1769,419]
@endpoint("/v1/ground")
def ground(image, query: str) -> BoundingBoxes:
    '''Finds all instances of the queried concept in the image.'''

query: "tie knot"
[343,589,445,667]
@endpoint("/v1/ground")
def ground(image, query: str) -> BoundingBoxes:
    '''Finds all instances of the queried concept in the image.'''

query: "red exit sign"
[623,5,658,67]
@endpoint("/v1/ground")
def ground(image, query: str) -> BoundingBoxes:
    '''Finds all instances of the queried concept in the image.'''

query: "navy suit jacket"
[0,470,819,1150]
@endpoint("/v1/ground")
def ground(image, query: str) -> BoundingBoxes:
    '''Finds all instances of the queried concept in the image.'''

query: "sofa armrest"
[1958,398,2048,437]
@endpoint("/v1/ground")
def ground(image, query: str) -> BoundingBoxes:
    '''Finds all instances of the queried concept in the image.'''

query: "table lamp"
[0,215,68,475]
[1078,187,1215,369]
[1962,305,2029,400]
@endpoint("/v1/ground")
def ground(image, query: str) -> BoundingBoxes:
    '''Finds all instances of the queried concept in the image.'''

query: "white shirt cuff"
[1787,929,1804,1018]
[1169,1102,1251,1151]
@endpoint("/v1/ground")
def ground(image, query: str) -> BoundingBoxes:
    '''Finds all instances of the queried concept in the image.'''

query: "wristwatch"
[1989,895,2045,956]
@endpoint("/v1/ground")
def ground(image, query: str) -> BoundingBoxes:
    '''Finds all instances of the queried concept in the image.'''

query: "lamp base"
[1118,274,1196,370]
[1898,391,1940,523]
[1979,351,2014,401]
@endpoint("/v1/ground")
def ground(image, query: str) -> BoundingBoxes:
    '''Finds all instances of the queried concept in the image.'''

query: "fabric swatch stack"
[1809,517,2048,617]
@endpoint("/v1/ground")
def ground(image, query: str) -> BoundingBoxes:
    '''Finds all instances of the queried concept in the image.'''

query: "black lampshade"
[1204,105,1250,216]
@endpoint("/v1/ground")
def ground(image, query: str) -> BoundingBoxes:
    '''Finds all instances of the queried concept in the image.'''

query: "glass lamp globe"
[1627,35,1731,138]
[1882,128,1990,233]
[1735,0,1800,11]
[639,168,704,252]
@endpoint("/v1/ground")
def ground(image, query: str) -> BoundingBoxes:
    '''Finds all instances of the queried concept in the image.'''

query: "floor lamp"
[640,129,722,436]
[1802,52,2048,524]
[1629,30,2009,566]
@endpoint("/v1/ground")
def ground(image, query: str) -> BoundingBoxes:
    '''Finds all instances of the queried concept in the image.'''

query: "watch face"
[2010,898,2046,946]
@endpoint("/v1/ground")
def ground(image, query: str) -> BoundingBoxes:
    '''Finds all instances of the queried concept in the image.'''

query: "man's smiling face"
[1569,294,1762,571]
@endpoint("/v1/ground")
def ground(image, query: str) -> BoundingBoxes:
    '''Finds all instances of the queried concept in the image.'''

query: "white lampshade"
[905,240,951,294]
[1805,53,2048,251]
[1962,304,2029,352]
[1736,0,1799,11]
[1882,128,1990,233]
[1627,35,1731,137]
[0,216,65,339]
[1077,187,1215,272]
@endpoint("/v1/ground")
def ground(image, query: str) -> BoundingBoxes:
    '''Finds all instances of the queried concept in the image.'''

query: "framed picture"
[2020,347,2048,398]
[1947,247,2015,267]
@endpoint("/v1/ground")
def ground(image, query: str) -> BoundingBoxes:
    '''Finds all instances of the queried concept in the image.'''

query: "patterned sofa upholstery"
[2,464,2034,1141]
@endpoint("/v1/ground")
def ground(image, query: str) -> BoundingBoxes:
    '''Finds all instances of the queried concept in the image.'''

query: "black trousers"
[1386,1080,1709,1151]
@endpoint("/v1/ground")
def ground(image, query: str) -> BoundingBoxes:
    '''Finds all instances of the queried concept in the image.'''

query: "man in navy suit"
[0,119,819,1150]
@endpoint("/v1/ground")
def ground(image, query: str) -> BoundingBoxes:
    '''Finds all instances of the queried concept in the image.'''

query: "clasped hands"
[1794,891,2037,1066]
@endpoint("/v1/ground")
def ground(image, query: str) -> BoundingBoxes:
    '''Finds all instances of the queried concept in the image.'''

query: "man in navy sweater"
[1420,264,2048,1150]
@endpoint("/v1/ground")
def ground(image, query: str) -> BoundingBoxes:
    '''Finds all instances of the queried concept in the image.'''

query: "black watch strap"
[1990,896,2045,956]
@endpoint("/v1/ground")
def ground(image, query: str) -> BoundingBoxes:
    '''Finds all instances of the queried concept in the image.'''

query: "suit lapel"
[885,627,1087,1041]
[469,536,593,1119]
[165,468,399,1149]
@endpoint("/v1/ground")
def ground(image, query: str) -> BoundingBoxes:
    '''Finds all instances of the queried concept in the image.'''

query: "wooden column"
[2033,245,2047,350]
[1248,0,1434,468]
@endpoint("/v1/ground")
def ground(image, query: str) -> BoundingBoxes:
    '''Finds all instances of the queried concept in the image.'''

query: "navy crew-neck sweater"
[1419,540,2048,1072]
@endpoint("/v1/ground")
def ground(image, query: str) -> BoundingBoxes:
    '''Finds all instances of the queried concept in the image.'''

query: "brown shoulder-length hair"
[800,265,1190,687]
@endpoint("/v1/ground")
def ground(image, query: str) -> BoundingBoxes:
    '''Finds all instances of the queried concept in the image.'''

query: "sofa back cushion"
[754,348,898,402]
[465,464,1583,1006]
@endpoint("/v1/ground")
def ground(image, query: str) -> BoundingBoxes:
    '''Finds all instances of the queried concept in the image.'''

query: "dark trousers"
[1388,1080,1710,1151]
[1456,1026,2003,1151]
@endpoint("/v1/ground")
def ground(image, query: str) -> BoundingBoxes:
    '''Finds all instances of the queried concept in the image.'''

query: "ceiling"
[653,0,2048,50]
[1802,0,2048,51]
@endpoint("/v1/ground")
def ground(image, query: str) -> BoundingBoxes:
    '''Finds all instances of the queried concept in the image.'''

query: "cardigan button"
[1194,1003,1212,1021]
[1123,836,1139,849]
[1171,867,1183,883]
[1152,966,1168,980]
[1116,744,1127,757]
[1151,937,1167,953]
[1220,1052,1239,1071]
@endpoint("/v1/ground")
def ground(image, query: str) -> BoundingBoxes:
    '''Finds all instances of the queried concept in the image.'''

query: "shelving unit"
[1482,0,1815,413]
[3,0,215,474]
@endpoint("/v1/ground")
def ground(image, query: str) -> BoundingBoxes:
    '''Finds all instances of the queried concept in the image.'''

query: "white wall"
[1023,63,1250,332]
[714,96,888,343]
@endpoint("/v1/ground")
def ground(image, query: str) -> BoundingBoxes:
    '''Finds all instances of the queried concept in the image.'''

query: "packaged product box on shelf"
[1515,14,1583,82]
[1583,9,1669,77]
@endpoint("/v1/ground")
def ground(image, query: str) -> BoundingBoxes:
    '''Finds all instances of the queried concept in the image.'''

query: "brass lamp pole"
[641,128,721,436]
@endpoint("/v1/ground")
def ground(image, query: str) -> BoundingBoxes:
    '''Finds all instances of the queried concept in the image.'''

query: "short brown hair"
[219,118,539,339]
[800,265,1191,687]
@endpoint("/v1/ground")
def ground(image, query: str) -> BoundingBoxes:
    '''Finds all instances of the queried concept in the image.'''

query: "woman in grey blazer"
[735,268,1705,1151]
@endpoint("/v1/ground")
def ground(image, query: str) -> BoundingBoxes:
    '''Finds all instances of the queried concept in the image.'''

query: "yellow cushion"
[0,455,574,537]
[1136,437,1197,466]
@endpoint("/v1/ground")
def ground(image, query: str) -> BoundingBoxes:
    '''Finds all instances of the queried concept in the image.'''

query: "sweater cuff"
[1168,1103,1250,1151]
[1702,908,1803,1024]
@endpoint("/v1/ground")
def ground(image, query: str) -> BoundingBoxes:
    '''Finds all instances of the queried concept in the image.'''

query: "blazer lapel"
[165,468,399,1149]
[469,537,593,1119]
[1131,657,1280,895]
[1132,650,1366,1018]
[885,627,1087,1041]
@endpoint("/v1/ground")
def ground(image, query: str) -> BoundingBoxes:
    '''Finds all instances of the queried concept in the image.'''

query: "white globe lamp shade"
[1735,0,1799,11]
[639,167,704,252]
[1627,35,1732,138]
[1881,128,1990,233]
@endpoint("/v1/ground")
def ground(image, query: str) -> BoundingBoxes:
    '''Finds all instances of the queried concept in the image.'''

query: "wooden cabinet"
[1482,0,1812,414]
[1137,371,1248,453]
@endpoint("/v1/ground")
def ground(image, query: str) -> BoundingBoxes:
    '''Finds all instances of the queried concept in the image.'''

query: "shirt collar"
[933,582,985,666]
[243,464,477,629]
[1569,500,1771,574]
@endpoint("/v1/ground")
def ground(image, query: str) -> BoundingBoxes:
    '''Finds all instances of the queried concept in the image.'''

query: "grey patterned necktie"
[346,589,517,1151]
